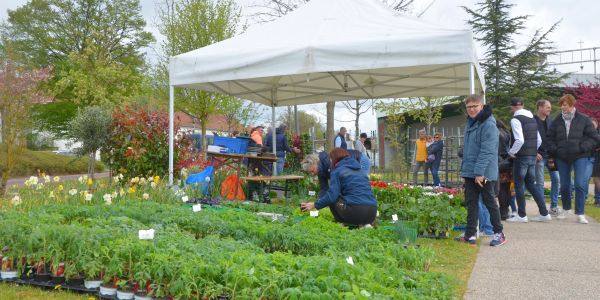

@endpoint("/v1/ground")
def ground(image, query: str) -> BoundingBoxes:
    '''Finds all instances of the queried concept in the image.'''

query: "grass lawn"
[1,149,104,178]
[585,203,600,221]
[0,283,89,300]
[419,232,479,298]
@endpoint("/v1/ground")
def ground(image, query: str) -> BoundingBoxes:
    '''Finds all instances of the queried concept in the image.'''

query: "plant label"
[376,210,380,217]
[192,204,202,212]
[310,210,319,217]
[308,191,316,196]
[138,229,155,240]
[346,256,354,265]
[392,214,398,222]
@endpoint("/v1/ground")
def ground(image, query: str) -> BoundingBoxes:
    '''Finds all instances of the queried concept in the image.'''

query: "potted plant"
[1,255,17,279]
[116,278,135,300]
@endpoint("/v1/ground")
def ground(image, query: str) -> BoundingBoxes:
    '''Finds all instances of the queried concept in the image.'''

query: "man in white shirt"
[507,97,551,223]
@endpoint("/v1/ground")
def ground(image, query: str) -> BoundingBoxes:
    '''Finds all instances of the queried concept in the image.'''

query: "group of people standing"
[457,93,600,248]
[412,130,444,187]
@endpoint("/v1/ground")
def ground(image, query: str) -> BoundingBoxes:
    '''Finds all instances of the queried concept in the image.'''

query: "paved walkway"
[7,172,110,187]
[465,200,600,299]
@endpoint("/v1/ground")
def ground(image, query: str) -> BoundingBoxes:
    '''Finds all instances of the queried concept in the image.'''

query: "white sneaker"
[557,209,572,220]
[506,215,528,223]
[531,214,552,222]
[509,211,517,218]
[577,215,589,224]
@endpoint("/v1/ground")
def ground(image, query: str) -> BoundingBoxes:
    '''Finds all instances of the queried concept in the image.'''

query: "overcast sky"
[2,0,599,136]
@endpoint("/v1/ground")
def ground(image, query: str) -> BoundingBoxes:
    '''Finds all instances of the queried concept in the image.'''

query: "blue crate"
[212,136,250,154]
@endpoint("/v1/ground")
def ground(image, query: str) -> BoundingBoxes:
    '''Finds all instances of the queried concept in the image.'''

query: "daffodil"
[111,191,118,198]
[85,193,93,201]
[58,185,64,191]
[150,182,157,189]
[53,176,60,183]
[142,193,150,200]
[153,176,160,184]
[11,195,21,206]
[68,189,78,196]
[139,178,147,186]
[78,176,84,184]
[103,194,112,202]
[119,188,125,197]
[128,187,136,194]
[44,175,51,183]
[49,191,55,198]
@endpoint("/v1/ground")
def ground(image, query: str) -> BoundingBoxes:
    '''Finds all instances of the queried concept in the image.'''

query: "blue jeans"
[513,155,548,217]
[478,195,493,235]
[556,157,593,215]
[276,157,285,175]
[535,159,561,208]
[431,164,440,186]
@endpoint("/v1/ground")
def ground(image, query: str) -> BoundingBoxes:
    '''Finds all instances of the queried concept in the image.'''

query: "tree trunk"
[201,120,208,152]
[294,105,300,135]
[354,100,360,140]
[326,101,335,151]
[88,151,96,181]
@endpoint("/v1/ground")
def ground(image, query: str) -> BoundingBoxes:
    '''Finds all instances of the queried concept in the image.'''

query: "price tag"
[392,214,398,222]
[181,196,189,203]
[346,256,354,265]
[192,204,202,212]
[310,210,319,217]
[138,229,155,240]
[308,191,316,196]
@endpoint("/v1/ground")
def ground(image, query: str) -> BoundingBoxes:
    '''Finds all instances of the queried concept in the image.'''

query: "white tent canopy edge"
[167,0,485,185]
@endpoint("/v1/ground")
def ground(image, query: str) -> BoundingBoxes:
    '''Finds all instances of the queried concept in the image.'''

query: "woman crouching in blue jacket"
[301,148,378,226]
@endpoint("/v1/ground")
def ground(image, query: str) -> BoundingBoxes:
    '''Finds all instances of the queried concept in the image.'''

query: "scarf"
[562,108,576,137]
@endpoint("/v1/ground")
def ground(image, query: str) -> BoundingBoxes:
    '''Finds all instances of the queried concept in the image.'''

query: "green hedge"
[2,150,104,177]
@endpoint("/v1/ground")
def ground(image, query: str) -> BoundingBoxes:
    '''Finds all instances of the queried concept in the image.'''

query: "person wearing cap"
[546,94,600,224]
[506,97,550,223]
[533,99,561,217]
[354,132,371,174]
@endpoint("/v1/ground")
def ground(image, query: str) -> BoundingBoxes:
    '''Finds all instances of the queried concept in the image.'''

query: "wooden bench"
[241,175,304,200]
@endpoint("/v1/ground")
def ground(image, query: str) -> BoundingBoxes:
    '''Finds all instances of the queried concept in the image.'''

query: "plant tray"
[0,277,99,295]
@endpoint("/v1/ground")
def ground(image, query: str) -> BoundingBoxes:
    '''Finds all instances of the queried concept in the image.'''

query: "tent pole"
[469,63,476,96]
[271,88,277,176]
[168,85,175,186]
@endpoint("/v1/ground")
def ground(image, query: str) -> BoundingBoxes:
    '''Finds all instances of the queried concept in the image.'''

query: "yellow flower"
[49,191,55,198]
[53,176,60,183]
[87,178,93,186]
[119,188,125,197]
[58,185,64,191]
[153,176,160,184]
[127,187,136,194]
[100,183,106,188]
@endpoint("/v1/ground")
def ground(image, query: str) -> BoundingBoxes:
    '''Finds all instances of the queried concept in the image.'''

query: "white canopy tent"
[168,0,485,185]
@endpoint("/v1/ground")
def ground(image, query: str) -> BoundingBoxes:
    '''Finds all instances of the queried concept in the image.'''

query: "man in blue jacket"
[456,95,506,247]
[265,124,300,175]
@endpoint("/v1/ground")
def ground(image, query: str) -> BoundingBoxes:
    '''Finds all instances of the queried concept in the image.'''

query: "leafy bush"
[102,106,193,179]
[0,150,104,177]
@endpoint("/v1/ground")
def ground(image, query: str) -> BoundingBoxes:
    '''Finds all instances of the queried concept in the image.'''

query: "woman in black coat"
[496,119,514,220]
[546,94,600,224]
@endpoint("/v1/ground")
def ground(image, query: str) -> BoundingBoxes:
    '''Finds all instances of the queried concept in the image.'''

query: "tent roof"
[169,0,485,106]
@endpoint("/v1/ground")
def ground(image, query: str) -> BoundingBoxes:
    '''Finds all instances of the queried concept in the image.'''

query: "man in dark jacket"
[534,99,561,216]
[507,97,550,223]
[427,132,444,186]
[265,124,300,175]
[456,94,506,247]
[334,127,348,149]
[301,150,368,198]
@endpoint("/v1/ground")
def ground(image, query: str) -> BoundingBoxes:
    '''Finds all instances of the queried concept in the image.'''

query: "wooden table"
[241,175,305,200]
[206,151,278,199]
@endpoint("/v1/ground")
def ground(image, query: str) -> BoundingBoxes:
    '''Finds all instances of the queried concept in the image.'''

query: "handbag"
[498,157,512,173]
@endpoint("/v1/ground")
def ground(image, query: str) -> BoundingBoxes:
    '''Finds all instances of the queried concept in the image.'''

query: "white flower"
[25,176,39,187]
[119,188,125,197]
[11,195,21,206]
[424,186,434,190]
[142,193,150,200]
[119,173,124,179]
[49,191,55,198]
[36,183,44,190]
[448,194,454,199]
[53,176,60,183]
[150,182,157,189]
[103,194,112,202]
[43,175,51,183]
[181,196,189,203]
[78,176,84,184]
[68,189,78,196]
[204,176,211,183]
[111,191,118,198]
[130,177,140,184]
[139,178,147,185]
[85,193,93,201]
[113,176,120,183]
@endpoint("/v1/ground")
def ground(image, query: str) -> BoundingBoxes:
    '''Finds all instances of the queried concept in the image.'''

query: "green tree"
[3,0,154,134]
[222,99,266,135]
[278,110,325,140]
[155,0,241,150]
[68,106,112,181]
[374,100,408,176]
[463,0,562,121]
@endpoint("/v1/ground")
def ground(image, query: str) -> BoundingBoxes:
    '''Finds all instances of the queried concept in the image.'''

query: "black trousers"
[329,198,377,226]
[464,178,503,238]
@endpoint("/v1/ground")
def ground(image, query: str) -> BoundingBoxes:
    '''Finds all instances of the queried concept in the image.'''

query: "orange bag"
[220,174,246,200]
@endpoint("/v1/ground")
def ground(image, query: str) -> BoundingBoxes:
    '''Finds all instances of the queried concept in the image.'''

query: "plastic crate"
[212,136,250,154]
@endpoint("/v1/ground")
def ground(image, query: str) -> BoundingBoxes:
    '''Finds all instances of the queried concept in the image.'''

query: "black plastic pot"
[34,273,51,282]
[51,275,65,285]
[66,276,84,286]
